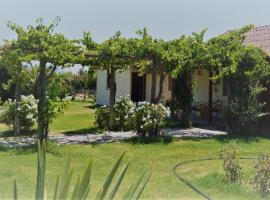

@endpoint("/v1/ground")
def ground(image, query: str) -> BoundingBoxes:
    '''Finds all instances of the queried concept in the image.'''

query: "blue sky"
[0,0,269,72]
[0,0,270,43]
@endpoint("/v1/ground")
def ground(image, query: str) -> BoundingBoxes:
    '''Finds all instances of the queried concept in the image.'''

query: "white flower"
[26,114,33,119]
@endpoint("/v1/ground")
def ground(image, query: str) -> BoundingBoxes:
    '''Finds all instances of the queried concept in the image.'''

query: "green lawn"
[0,138,270,199]
[0,100,270,199]
[0,100,96,135]
[49,100,96,134]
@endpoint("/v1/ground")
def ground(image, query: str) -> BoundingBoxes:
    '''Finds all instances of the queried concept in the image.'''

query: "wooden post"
[207,70,213,125]
[109,68,116,129]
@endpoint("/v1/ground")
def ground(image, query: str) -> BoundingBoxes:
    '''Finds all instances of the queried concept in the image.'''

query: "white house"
[96,68,228,106]
[96,25,270,112]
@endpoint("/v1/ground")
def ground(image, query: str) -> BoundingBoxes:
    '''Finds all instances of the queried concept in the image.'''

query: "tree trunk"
[151,56,158,103]
[155,71,165,103]
[14,78,21,135]
[37,60,47,141]
[207,70,213,125]
[109,68,116,130]
[83,87,86,101]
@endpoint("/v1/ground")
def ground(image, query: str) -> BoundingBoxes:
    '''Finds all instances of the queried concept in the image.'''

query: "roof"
[243,25,270,55]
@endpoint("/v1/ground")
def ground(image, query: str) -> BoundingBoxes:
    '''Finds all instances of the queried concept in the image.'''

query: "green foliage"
[95,105,110,131]
[171,70,193,128]
[48,73,72,101]
[253,154,270,196]
[44,99,69,125]
[14,141,151,200]
[219,142,243,183]
[0,95,38,130]
[222,48,269,134]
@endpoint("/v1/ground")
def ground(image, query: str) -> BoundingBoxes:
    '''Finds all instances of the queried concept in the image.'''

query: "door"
[131,72,146,102]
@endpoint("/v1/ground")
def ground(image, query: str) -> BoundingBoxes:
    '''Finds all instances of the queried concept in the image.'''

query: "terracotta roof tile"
[243,25,270,55]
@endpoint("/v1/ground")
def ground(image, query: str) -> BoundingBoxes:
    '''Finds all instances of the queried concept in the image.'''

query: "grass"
[0,100,270,199]
[0,138,269,199]
[49,100,97,134]
[0,100,97,135]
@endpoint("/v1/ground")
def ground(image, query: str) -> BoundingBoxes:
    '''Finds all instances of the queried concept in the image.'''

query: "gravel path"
[0,128,226,148]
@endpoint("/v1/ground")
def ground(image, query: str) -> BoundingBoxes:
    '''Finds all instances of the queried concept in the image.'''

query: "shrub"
[219,142,243,183]
[94,97,170,135]
[0,95,38,130]
[130,102,170,139]
[113,96,135,131]
[95,105,110,131]
[253,154,270,195]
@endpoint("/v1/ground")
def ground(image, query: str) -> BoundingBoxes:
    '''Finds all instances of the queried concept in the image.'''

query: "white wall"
[96,69,131,105]
[96,68,228,105]
[193,69,228,104]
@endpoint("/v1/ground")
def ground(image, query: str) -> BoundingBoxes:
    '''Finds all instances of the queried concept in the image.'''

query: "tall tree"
[82,31,141,129]
[7,18,79,141]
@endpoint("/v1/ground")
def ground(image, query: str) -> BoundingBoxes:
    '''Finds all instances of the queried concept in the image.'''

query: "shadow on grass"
[123,133,268,145]
[122,135,173,145]
[176,134,264,144]
[0,141,61,156]
[62,127,99,136]
[0,129,36,138]
[83,104,98,110]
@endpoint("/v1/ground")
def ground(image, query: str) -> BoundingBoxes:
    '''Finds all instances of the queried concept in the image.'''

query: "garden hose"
[173,156,258,200]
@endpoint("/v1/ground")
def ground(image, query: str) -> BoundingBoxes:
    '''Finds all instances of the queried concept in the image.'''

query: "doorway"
[131,72,146,102]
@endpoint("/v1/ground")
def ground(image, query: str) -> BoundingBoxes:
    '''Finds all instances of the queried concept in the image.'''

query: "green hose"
[173,156,257,200]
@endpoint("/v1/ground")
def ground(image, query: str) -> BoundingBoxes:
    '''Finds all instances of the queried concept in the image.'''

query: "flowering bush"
[95,105,110,131]
[113,96,135,131]
[130,102,170,138]
[253,154,270,196]
[94,96,170,135]
[0,95,38,130]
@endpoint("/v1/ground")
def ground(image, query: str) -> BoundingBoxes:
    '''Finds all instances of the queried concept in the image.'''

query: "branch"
[46,65,57,79]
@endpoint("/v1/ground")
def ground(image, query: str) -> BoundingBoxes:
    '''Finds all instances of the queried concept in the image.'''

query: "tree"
[206,25,270,134]
[135,28,166,103]
[7,18,79,140]
[82,31,140,129]
[0,65,14,102]
[161,31,207,127]
[0,40,30,134]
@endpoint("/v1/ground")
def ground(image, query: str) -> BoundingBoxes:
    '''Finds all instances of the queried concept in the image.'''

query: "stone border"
[0,128,227,148]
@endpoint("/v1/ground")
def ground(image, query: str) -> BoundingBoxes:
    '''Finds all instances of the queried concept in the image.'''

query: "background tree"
[47,72,72,101]
[0,40,31,134]
[0,64,14,102]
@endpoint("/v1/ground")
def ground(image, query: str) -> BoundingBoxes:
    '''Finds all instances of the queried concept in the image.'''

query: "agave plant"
[14,140,151,200]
